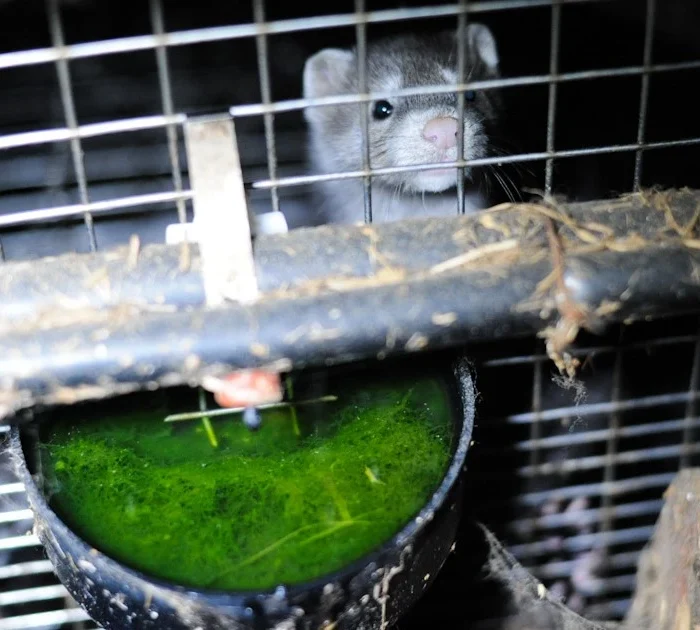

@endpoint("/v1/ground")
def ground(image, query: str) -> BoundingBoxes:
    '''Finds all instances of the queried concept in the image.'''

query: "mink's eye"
[465,90,477,102]
[372,100,394,120]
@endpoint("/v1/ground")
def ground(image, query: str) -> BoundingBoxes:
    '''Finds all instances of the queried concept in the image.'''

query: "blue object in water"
[243,406,262,431]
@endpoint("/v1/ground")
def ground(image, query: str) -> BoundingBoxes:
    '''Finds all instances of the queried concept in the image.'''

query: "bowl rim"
[9,355,475,604]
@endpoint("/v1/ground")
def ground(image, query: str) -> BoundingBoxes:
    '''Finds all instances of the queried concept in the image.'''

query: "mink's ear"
[450,23,499,73]
[467,23,499,71]
[303,48,356,125]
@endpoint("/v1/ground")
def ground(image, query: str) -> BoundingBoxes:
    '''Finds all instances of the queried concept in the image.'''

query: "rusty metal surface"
[1,189,700,421]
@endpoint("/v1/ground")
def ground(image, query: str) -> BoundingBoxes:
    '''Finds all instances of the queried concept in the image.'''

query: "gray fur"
[303,25,502,225]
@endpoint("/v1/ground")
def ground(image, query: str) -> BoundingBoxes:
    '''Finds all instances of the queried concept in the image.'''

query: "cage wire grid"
[0,0,699,627]
[1,0,700,234]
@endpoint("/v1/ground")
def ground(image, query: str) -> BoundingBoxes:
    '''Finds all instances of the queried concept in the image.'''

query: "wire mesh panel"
[0,0,699,628]
[466,315,700,621]
[0,0,698,249]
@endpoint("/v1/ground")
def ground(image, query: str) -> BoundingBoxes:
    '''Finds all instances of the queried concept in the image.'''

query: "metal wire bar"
[149,0,188,225]
[250,136,700,189]
[228,58,700,117]
[482,333,700,366]
[556,575,638,597]
[0,0,619,72]
[46,0,97,252]
[0,509,33,524]
[0,191,192,229]
[3,134,698,220]
[509,524,654,558]
[527,352,544,536]
[530,549,641,580]
[0,62,693,147]
[600,343,624,534]
[575,575,638,597]
[633,0,657,190]
[0,483,25,495]
[253,0,281,216]
[508,499,663,535]
[499,472,677,508]
[355,0,373,224]
[506,390,700,424]
[0,608,93,630]
[544,1,561,195]
[0,534,40,551]
[0,585,69,607]
[3,135,698,232]
[0,560,53,580]
[0,114,187,151]
[455,0,467,215]
[1,60,698,152]
[516,442,700,478]
[500,417,700,452]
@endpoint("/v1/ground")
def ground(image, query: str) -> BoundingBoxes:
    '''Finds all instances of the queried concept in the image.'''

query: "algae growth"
[39,374,454,592]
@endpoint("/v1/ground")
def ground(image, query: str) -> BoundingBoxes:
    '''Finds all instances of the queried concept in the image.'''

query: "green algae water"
[37,372,456,592]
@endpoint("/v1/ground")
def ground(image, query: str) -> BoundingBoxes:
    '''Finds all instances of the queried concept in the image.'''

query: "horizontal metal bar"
[542,573,637,598]
[0,560,53,581]
[0,57,696,157]
[230,59,700,118]
[0,584,69,607]
[497,472,677,509]
[0,114,186,151]
[0,607,92,630]
[527,550,641,581]
[507,391,700,424]
[0,509,33,524]
[517,442,700,477]
[3,118,697,185]
[0,191,193,229]
[507,499,663,535]
[0,534,40,551]
[481,333,700,367]
[3,134,698,231]
[164,395,338,422]
[504,417,700,452]
[0,483,25,496]
[0,0,615,72]
[509,525,654,559]
[251,137,700,190]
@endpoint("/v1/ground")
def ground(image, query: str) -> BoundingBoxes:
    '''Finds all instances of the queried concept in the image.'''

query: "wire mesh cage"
[1,0,700,628]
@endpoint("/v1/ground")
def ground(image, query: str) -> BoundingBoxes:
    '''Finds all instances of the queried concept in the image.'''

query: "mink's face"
[303,26,501,195]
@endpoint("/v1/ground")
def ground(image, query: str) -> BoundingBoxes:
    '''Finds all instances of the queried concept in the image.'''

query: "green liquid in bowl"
[38,373,455,591]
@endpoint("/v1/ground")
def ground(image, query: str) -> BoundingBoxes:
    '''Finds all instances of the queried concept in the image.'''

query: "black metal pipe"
[1,189,700,420]
[3,188,697,318]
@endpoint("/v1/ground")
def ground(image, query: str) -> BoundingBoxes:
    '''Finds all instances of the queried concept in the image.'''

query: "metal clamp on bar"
[183,115,259,307]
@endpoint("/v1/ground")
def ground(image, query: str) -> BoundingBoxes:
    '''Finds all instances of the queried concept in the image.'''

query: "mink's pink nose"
[422,117,458,150]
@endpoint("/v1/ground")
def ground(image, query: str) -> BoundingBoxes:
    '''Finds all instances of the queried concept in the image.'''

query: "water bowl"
[9,356,475,630]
